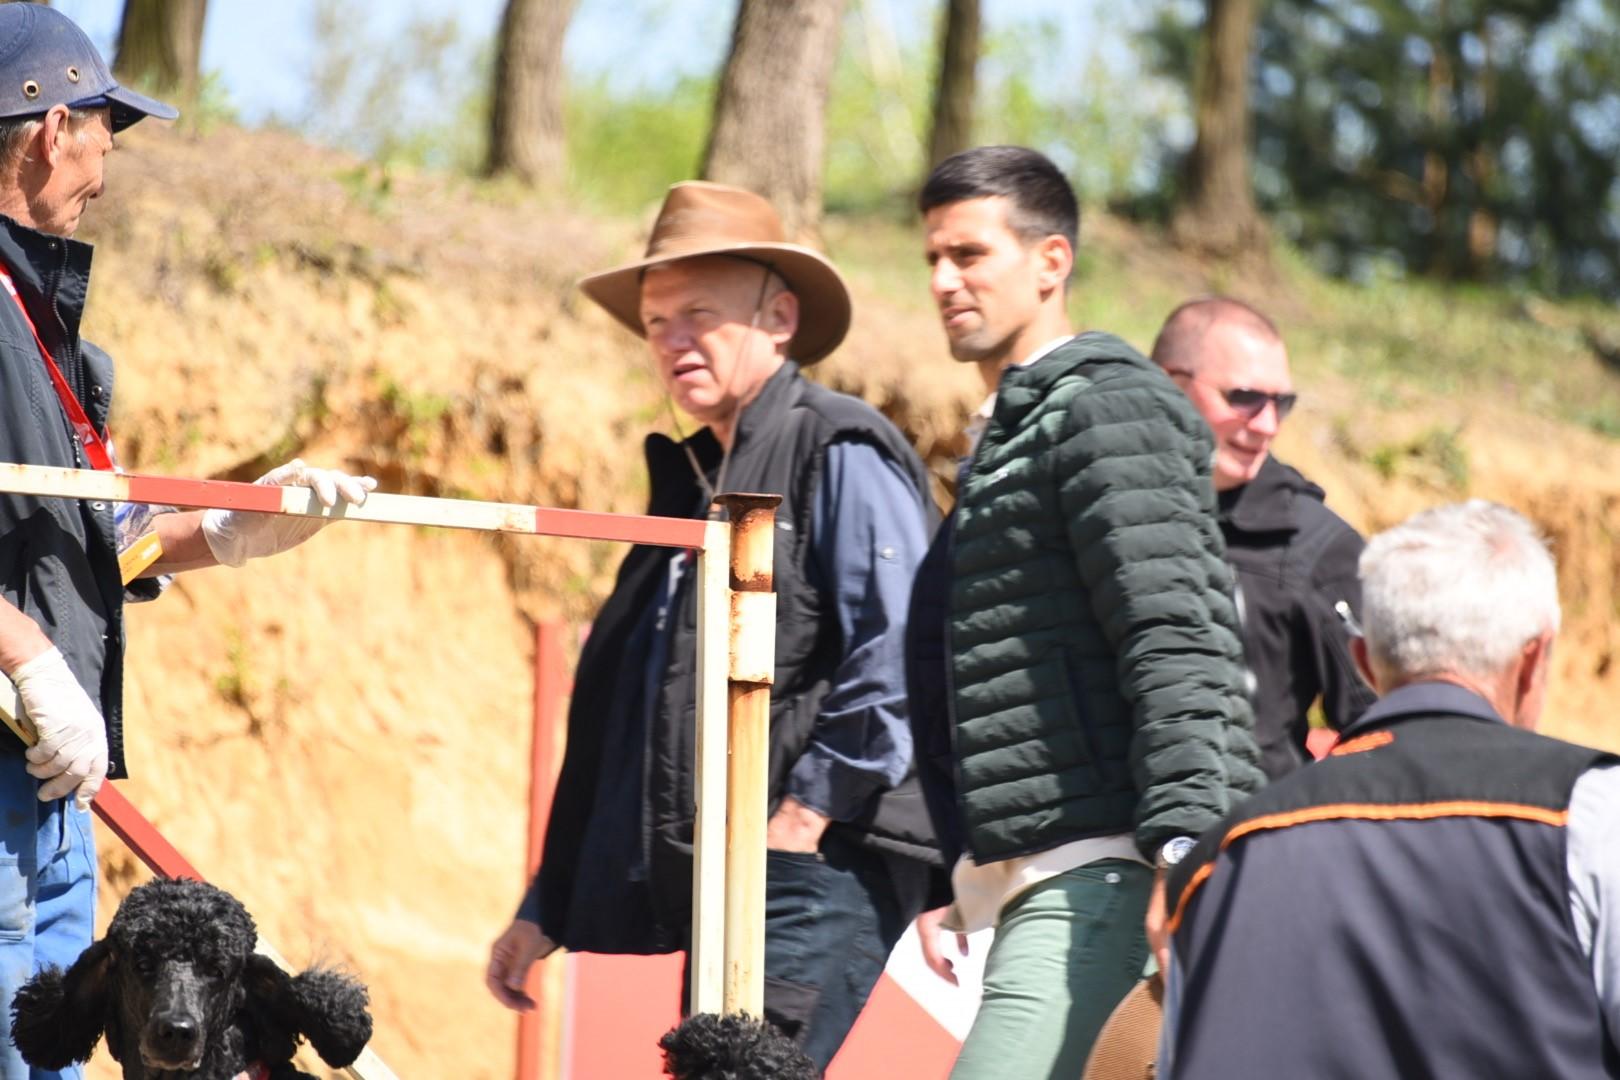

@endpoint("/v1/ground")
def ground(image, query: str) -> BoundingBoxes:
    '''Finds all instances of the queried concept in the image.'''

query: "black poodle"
[659,1012,819,1080]
[10,878,372,1080]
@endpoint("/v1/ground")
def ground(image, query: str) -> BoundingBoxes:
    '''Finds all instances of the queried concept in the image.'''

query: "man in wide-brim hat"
[486,181,946,1067]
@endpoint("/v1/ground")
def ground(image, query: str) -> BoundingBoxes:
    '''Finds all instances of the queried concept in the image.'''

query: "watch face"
[1161,837,1196,866]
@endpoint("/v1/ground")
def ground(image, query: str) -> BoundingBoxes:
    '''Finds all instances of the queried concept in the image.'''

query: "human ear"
[1034,234,1073,294]
[1350,635,1381,694]
[39,105,73,168]
[765,288,799,347]
[1513,631,1555,730]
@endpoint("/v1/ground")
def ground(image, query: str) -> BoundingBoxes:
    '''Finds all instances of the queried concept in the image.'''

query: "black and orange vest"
[1165,681,1619,1079]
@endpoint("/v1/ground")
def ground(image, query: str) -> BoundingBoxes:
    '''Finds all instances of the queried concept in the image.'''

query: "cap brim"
[105,84,178,132]
[580,242,852,365]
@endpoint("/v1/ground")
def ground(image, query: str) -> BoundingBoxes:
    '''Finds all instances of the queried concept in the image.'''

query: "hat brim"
[105,83,178,132]
[580,241,852,365]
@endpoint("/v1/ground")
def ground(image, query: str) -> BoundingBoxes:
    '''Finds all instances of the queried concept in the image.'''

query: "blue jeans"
[683,831,910,1071]
[0,753,97,1080]
[762,832,906,1070]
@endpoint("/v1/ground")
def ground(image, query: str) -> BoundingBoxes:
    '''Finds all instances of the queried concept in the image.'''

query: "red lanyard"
[0,262,114,472]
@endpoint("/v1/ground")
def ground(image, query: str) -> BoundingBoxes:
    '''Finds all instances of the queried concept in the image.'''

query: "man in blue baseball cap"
[0,8,374,1077]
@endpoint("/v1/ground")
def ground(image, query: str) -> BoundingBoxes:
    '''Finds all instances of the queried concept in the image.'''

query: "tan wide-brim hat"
[1081,975,1164,1080]
[579,181,852,365]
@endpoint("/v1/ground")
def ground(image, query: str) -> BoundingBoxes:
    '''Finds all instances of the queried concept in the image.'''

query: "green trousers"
[949,859,1153,1080]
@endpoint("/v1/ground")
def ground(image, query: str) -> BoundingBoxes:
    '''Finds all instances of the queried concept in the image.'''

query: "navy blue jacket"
[1166,682,1619,1079]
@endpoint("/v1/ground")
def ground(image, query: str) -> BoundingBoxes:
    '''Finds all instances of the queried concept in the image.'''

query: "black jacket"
[534,364,942,953]
[0,213,143,777]
[1219,455,1375,779]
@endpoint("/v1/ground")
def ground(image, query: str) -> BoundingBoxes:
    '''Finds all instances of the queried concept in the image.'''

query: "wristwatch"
[1155,836,1197,871]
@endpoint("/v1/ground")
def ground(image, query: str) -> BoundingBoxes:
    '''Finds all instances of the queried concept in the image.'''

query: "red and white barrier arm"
[0,462,708,549]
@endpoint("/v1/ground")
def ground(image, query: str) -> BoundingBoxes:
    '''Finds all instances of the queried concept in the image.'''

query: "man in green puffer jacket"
[906,146,1264,1079]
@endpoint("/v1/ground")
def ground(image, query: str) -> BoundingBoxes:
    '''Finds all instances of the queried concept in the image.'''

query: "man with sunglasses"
[1152,297,1374,780]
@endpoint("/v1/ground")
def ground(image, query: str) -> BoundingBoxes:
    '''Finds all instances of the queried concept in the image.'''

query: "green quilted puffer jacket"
[949,332,1264,861]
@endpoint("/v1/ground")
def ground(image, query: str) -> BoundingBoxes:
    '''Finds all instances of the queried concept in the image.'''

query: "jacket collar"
[1343,680,1504,736]
[641,361,803,516]
[0,211,93,346]
[990,331,1151,431]
[729,359,803,456]
[1218,455,1323,535]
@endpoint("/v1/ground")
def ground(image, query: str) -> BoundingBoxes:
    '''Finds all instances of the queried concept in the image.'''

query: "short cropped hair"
[0,108,98,170]
[1151,296,1282,373]
[918,146,1079,265]
[1359,501,1560,682]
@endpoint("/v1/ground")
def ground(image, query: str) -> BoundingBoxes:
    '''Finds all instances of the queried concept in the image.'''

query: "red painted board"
[826,974,961,1080]
[567,953,683,1079]
[91,782,204,881]
[125,473,284,513]
[532,507,707,549]
[564,955,963,1080]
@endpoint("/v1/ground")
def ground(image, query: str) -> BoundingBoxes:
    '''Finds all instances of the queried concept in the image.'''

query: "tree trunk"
[703,0,848,243]
[926,0,980,170]
[486,0,579,185]
[114,0,207,108]
[1172,0,1265,257]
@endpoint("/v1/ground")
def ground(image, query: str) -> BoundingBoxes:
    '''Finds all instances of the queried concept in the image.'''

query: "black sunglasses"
[1166,370,1297,420]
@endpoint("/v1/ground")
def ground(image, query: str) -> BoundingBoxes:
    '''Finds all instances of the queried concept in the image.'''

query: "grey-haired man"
[0,9,371,1076]
[1162,501,1620,1078]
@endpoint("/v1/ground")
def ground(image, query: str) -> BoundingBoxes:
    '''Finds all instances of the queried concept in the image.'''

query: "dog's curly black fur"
[9,878,372,1080]
[659,1013,819,1080]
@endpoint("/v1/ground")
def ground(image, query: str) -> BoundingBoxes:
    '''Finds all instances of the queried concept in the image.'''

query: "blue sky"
[52,1,1132,130]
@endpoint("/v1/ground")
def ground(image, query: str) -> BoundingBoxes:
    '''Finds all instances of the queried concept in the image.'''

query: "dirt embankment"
[66,125,1620,1078]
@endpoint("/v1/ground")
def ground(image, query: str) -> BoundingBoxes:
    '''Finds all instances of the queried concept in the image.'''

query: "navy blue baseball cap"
[0,4,177,132]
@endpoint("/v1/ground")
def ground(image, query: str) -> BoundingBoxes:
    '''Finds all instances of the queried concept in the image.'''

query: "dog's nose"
[150,1014,200,1054]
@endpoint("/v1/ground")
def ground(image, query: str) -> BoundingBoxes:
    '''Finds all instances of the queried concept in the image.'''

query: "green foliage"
[974,15,1184,207]
[1150,0,1620,296]
[823,2,931,215]
[1367,426,1471,491]
[298,0,490,172]
[563,73,714,212]
[823,3,1185,215]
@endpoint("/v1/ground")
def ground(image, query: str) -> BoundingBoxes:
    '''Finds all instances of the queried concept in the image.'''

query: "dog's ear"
[285,968,373,1067]
[243,955,373,1068]
[10,939,115,1069]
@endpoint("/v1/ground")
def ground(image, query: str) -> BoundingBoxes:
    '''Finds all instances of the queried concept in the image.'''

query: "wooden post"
[690,519,733,1015]
[715,494,779,1017]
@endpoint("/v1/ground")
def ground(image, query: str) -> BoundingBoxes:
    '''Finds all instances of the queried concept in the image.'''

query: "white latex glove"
[11,647,107,809]
[201,459,376,568]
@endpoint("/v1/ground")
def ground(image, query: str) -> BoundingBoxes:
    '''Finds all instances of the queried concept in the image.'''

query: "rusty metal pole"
[715,493,779,1017]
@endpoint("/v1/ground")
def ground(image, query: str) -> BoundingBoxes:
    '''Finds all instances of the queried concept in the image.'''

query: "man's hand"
[201,459,377,567]
[915,906,970,986]
[1146,868,1171,975]
[11,647,107,809]
[485,919,559,1012]
[766,795,830,853]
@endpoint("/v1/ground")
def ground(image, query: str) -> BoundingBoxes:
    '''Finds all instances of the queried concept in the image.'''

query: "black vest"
[1167,685,1619,1079]
[540,364,940,951]
[0,214,134,776]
